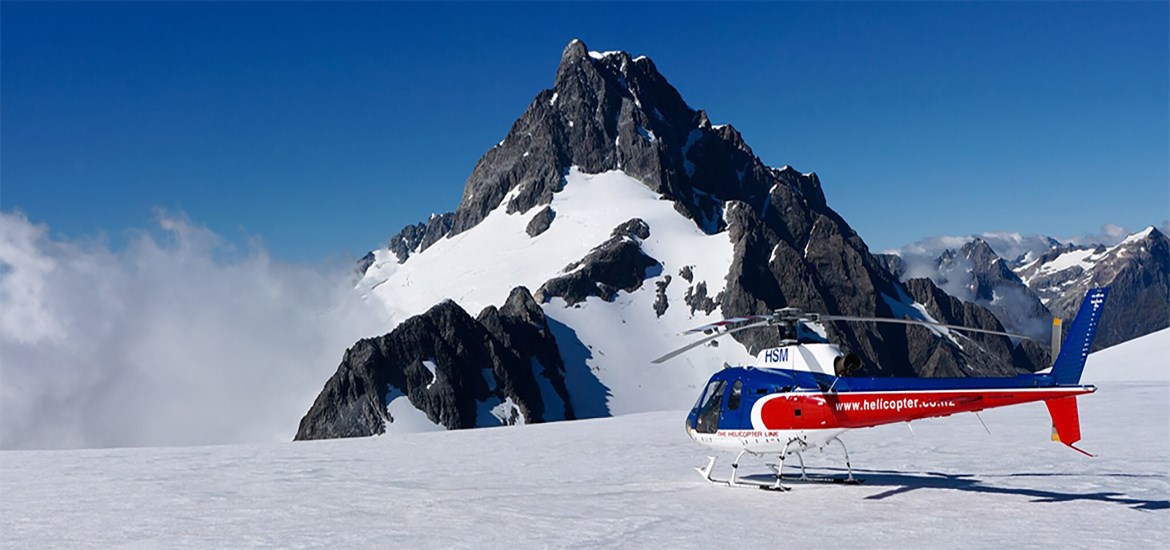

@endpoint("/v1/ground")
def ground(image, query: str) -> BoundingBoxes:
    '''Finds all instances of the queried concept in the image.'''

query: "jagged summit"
[386,40,827,261]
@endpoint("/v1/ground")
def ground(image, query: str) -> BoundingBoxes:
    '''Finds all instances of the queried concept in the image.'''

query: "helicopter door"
[722,379,745,428]
[694,380,726,434]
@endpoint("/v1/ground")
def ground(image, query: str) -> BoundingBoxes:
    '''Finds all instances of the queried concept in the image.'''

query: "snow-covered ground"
[1082,328,1169,383]
[3,341,1167,548]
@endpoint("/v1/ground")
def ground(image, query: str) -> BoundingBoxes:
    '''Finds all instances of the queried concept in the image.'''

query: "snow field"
[2,379,1165,548]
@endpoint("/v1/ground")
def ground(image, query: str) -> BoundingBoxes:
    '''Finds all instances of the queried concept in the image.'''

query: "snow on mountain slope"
[1021,247,1101,284]
[1082,328,1169,383]
[1014,226,1164,307]
[3,383,1165,547]
[360,168,729,320]
[358,168,753,417]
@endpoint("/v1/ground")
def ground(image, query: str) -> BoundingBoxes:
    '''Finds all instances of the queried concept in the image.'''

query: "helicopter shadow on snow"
[778,468,1170,511]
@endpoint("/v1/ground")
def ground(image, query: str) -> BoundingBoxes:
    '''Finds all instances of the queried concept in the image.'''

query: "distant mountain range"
[881,226,1168,351]
[295,40,1158,441]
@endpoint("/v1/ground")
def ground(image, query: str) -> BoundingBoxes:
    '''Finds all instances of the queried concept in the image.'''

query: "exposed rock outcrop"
[387,213,455,262]
[525,206,556,237]
[535,218,659,305]
[295,287,576,440]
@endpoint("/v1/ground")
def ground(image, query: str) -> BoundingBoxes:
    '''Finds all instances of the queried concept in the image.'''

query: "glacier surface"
[3,333,1166,548]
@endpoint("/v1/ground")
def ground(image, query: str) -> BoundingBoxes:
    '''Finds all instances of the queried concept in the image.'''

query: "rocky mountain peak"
[1122,225,1165,248]
[560,38,588,63]
[379,40,831,264]
[961,238,998,264]
[359,41,1041,382]
[960,238,1024,287]
[937,248,957,267]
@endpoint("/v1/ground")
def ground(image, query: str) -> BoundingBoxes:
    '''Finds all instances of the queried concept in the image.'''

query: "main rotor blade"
[818,315,1032,340]
[681,314,774,335]
[652,319,773,364]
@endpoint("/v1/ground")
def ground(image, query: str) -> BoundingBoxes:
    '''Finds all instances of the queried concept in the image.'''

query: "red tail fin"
[1045,396,1093,457]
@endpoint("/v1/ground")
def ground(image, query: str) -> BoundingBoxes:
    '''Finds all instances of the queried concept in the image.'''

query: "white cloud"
[0,210,389,450]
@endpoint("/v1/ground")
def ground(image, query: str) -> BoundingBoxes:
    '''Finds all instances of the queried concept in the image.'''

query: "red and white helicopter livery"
[653,288,1108,491]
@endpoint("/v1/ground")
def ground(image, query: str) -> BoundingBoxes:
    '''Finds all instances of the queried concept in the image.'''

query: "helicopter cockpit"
[686,368,803,435]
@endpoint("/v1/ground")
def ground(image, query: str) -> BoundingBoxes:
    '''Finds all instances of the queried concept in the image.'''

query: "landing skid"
[695,456,791,491]
[695,437,862,490]
[765,437,864,485]
[765,463,865,485]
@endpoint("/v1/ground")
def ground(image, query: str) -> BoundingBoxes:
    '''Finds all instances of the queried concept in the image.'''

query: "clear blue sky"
[3,2,1167,261]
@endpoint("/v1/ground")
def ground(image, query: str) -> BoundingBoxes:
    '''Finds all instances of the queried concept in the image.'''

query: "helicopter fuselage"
[684,361,1094,455]
[670,288,1108,486]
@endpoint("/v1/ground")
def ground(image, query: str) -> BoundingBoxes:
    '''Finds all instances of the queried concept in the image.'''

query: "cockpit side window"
[727,380,743,411]
[695,380,726,434]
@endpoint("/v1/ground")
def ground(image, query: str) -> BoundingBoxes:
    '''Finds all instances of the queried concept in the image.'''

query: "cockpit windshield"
[694,379,726,434]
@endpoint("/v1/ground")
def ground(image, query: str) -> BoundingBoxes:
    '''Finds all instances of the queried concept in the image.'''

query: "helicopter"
[652,287,1109,491]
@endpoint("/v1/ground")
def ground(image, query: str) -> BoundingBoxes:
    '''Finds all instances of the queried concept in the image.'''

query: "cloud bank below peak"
[0,210,388,450]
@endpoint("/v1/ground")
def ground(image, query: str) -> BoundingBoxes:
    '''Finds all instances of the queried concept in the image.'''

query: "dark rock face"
[356,251,376,277]
[535,218,660,306]
[525,206,556,237]
[387,213,455,262]
[719,195,913,376]
[902,278,1047,376]
[610,218,650,240]
[295,287,575,440]
[874,253,906,279]
[712,168,1047,377]
[684,281,719,315]
[653,275,671,317]
[939,239,1054,340]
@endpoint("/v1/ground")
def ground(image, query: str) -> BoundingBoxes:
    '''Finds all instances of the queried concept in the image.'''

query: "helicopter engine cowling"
[834,353,862,377]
